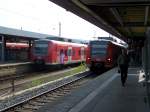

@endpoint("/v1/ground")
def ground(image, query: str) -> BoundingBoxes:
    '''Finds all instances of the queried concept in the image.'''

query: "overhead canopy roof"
[0,26,86,44]
[0,26,52,40]
[49,0,150,41]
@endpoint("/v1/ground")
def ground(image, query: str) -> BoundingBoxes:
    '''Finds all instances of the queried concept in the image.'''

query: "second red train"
[86,39,126,72]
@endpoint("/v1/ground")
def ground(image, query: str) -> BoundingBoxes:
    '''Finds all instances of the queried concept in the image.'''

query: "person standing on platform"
[117,49,130,87]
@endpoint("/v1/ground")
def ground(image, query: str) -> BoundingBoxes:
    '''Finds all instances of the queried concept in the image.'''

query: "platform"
[0,61,31,67]
[0,61,33,78]
[37,67,150,112]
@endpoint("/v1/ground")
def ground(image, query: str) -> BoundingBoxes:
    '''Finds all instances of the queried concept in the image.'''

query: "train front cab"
[31,40,51,65]
[86,40,123,72]
[86,41,108,71]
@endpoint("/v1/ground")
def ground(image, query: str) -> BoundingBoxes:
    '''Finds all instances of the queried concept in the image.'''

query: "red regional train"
[86,39,126,71]
[31,39,87,65]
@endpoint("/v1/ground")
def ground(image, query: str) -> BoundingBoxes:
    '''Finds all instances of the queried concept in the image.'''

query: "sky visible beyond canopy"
[0,0,110,40]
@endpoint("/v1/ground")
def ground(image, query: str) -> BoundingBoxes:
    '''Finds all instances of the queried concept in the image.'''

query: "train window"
[92,49,106,54]
[33,41,48,56]
[90,40,108,45]
[91,45,107,48]
[90,41,108,57]
[91,48,107,57]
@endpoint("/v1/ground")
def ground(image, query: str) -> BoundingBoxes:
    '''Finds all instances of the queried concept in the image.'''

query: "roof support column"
[28,40,32,60]
[145,28,150,81]
[1,35,5,62]
[110,8,132,36]
[145,28,150,102]
[144,6,149,26]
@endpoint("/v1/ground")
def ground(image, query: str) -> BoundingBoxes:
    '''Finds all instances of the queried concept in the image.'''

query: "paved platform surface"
[38,67,150,112]
[0,61,31,67]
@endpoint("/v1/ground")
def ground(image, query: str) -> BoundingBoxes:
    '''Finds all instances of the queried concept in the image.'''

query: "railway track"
[0,63,81,82]
[0,71,94,112]
[0,64,87,96]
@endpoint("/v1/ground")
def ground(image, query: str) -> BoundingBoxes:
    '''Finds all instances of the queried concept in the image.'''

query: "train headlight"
[88,57,91,60]
[107,58,111,62]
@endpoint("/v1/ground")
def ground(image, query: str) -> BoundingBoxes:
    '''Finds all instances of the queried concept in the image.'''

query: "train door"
[59,49,65,64]
[81,47,85,61]
[68,47,72,63]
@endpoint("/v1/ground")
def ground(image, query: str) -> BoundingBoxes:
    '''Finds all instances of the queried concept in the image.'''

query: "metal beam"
[144,6,149,26]
[82,0,150,4]
[111,22,150,27]
[110,8,132,36]
[110,8,123,26]
[72,0,121,34]
[72,0,125,38]
[88,3,150,7]
[81,0,150,7]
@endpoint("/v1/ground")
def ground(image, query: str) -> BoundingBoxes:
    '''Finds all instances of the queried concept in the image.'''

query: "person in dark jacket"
[118,49,130,87]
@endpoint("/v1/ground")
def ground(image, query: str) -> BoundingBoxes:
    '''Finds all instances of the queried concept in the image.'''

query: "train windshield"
[33,41,48,56]
[90,41,108,57]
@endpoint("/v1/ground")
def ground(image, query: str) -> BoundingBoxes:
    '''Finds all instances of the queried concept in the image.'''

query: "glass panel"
[33,41,48,56]
[90,41,108,57]
[91,45,107,48]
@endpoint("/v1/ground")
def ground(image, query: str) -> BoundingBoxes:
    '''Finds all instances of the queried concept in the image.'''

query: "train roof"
[111,41,128,48]
[46,36,86,44]
[35,39,87,47]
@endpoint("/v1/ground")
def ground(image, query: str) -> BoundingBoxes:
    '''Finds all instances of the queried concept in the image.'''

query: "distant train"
[6,42,29,49]
[1,42,29,61]
[31,39,87,65]
[86,39,126,71]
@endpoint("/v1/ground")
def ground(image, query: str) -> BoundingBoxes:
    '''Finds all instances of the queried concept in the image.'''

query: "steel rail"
[0,71,90,112]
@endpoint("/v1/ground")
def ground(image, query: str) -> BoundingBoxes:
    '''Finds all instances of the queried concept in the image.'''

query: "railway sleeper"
[35,99,51,103]
[28,101,44,106]
[23,105,41,110]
